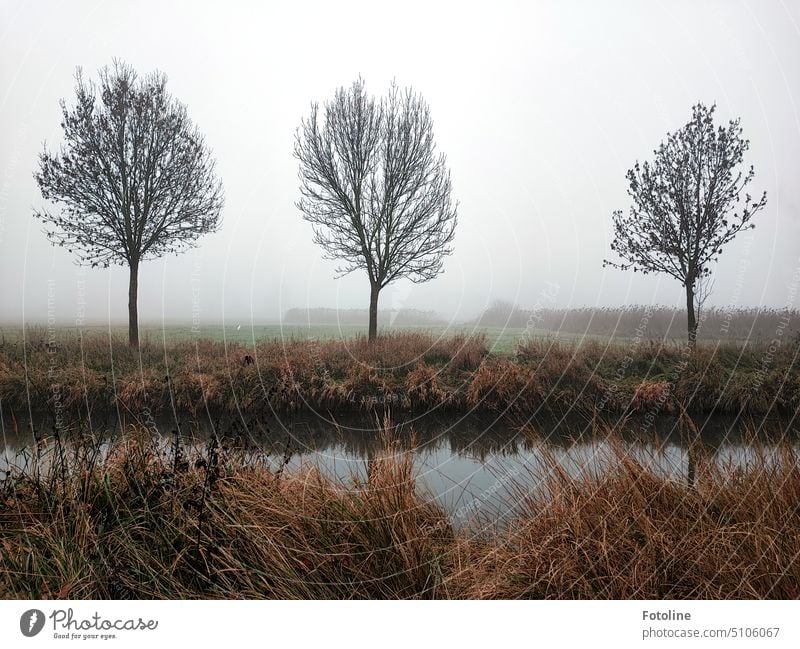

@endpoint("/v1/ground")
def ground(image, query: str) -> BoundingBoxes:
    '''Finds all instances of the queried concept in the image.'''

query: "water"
[2,409,797,527]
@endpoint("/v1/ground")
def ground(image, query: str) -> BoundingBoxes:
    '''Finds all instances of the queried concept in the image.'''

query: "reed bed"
[1,424,797,599]
[474,304,800,341]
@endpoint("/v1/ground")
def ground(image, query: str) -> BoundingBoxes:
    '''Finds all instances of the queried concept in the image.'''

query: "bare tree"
[295,78,458,341]
[604,103,766,350]
[34,60,224,347]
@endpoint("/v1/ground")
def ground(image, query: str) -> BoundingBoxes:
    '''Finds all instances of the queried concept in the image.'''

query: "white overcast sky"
[1,0,800,326]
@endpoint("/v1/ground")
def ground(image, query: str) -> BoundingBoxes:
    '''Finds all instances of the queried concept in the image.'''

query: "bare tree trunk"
[686,280,697,353]
[128,260,140,348]
[368,283,380,342]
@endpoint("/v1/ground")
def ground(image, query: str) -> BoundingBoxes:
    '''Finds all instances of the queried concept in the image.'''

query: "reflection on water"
[2,409,797,527]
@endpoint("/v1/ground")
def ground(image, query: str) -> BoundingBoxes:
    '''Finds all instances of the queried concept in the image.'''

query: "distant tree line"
[284,307,446,327]
[472,301,799,342]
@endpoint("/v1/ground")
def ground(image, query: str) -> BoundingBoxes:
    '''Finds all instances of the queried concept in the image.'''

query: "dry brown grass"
[1,329,798,420]
[0,331,488,417]
[450,437,800,599]
[1,424,797,599]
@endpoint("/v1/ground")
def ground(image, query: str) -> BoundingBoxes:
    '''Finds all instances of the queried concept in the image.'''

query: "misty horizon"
[2,1,800,328]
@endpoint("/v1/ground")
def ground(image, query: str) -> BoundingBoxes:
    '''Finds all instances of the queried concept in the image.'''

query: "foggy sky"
[1,0,800,327]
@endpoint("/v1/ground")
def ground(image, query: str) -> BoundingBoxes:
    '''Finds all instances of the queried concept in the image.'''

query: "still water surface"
[2,410,796,526]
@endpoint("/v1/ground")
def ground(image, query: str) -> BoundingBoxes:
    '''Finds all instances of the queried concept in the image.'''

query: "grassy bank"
[1,330,798,421]
[1,427,797,599]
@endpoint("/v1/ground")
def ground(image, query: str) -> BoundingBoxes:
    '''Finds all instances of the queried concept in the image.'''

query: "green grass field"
[1,322,633,355]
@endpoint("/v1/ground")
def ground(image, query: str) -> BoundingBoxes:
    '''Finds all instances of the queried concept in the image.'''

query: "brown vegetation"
[1,427,797,599]
[1,329,798,422]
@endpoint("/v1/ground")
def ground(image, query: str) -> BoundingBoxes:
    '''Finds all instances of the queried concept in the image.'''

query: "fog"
[1,0,799,328]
